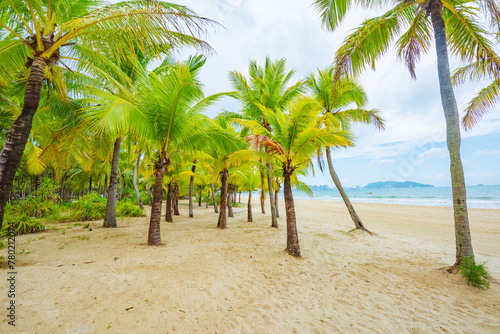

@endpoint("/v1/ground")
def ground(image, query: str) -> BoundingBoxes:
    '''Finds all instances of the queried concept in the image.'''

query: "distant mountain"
[364,181,434,189]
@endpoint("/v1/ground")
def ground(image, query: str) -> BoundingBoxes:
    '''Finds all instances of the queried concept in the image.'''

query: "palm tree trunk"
[284,170,301,257]
[188,164,196,217]
[248,191,253,222]
[198,188,202,206]
[89,175,93,194]
[260,169,266,214]
[133,151,144,209]
[147,182,152,206]
[227,183,234,218]
[274,189,280,218]
[173,184,180,216]
[326,148,371,233]
[267,161,278,227]
[217,170,228,229]
[148,151,170,245]
[239,191,241,203]
[430,0,473,266]
[165,182,173,223]
[206,190,210,208]
[0,56,46,228]
[104,173,108,197]
[103,136,121,228]
[118,174,124,201]
[211,183,219,213]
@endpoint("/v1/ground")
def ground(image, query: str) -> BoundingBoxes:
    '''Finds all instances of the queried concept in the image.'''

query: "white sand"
[1,198,499,333]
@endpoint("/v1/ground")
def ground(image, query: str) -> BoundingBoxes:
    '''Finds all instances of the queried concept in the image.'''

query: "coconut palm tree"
[0,0,216,228]
[132,56,238,244]
[246,96,353,257]
[233,168,261,222]
[229,57,306,227]
[307,68,385,233]
[313,0,500,266]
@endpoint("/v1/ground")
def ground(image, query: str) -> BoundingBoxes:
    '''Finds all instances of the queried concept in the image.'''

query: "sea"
[290,185,500,209]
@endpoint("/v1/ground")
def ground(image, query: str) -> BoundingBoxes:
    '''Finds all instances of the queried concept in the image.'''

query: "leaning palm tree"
[230,57,306,227]
[246,96,353,257]
[313,0,500,266]
[307,68,385,233]
[0,0,216,228]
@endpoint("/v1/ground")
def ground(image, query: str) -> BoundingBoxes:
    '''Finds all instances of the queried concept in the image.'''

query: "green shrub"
[70,193,106,221]
[458,256,490,290]
[116,200,145,217]
[0,214,47,235]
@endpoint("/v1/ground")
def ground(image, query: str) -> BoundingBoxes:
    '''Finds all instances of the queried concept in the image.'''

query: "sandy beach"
[1,198,499,333]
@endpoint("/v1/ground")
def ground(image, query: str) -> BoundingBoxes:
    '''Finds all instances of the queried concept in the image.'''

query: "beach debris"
[125,307,134,311]
[114,257,119,261]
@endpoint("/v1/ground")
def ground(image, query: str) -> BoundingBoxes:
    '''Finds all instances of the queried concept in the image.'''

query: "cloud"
[368,158,396,167]
[474,149,500,157]
[415,147,448,161]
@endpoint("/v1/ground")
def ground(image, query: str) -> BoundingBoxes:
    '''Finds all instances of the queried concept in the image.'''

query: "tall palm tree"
[246,96,353,257]
[234,168,262,223]
[307,68,385,233]
[0,0,216,228]
[230,57,306,228]
[313,0,500,266]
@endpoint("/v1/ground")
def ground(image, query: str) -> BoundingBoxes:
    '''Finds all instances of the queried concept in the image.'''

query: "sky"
[168,0,500,187]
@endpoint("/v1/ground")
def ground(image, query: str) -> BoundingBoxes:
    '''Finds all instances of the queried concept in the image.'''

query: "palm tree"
[307,68,385,233]
[233,168,261,222]
[0,0,216,228]
[229,57,306,227]
[313,0,500,266]
[246,96,353,257]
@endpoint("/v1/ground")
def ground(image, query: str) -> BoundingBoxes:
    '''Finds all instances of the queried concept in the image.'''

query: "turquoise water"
[291,185,500,209]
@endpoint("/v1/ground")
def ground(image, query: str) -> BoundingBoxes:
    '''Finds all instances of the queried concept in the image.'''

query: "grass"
[458,256,490,290]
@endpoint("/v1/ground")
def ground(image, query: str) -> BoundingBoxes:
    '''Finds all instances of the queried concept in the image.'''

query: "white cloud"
[474,149,500,157]
[415,147,448,162]
[368,158,396,167]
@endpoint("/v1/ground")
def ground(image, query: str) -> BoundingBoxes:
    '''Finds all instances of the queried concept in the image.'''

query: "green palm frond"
[313,0,355,31]
[443,1,500,74]
[462,79,500,130]
[395,4,432,79]
[334,2,410,78]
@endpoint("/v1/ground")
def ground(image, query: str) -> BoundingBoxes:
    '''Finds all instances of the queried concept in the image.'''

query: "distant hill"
[364,181,434,189]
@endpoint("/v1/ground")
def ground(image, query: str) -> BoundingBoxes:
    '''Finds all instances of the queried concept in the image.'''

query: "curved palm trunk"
[188,164,196,217]
[326,148,371,233]
[217,170,228,229]
[227,183,234,217]
[165,182,173,223]
[267,161,278,227]
[0,57,46,228]
[211,183,219,213]
[283,170,301,257]
[133,151,144,209]
[149,151,170,245]
[430,0,473,266]
[260,168,266,214]
[103,136,121,228]
[248,191,253,222]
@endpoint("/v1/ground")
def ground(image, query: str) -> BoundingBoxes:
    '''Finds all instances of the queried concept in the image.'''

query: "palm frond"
[462,80,500,130]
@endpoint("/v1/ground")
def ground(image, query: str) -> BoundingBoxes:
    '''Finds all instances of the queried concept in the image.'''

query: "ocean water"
[290,185,500,209]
